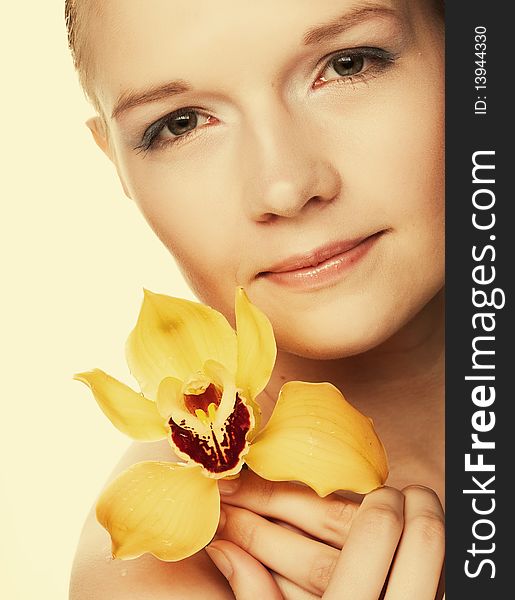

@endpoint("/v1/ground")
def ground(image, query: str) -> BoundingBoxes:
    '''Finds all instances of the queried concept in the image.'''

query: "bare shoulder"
[69,516,233,599]
[69,440,233,600]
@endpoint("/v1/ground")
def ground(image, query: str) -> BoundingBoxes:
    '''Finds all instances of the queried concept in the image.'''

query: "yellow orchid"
[75,288,388,562]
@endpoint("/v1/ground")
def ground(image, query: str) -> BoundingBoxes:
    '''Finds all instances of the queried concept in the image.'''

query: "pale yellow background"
[1,3,195,598]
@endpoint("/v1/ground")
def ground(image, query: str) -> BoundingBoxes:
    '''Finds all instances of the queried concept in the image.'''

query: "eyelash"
[134,46,398,154]
[134,109,214,155]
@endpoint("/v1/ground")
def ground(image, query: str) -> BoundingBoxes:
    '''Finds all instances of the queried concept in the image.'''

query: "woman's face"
[89,0,444,358]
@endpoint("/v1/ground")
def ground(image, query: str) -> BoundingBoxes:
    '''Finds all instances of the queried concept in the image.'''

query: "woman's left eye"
[315,47,396,87]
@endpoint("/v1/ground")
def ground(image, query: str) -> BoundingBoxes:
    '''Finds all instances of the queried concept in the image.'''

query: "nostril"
[255,212,278,224]
[309,195,333,208]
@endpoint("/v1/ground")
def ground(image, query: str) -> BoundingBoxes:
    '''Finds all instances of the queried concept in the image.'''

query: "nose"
[241,107,341,222]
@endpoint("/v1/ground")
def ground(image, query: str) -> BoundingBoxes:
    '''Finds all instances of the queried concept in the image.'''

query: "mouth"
[258,231,386,290]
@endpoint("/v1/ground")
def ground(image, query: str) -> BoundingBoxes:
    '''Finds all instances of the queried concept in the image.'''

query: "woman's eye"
[136,109,214,153]
[315,48,396,87]
[330,54,365,77]
[165,110,199,136]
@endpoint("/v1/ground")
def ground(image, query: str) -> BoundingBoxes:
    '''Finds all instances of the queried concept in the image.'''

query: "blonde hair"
[65,0,103,114]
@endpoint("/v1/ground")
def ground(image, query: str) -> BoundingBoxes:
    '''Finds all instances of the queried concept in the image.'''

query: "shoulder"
[69,517,233,600]
[69,440,233,600]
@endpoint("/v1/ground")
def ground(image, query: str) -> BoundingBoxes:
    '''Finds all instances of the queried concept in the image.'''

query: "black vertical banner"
[446,2,512,597]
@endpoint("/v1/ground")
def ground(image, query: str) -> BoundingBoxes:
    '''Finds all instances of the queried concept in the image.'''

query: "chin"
[269,284,444,361]
[272,306,399,360]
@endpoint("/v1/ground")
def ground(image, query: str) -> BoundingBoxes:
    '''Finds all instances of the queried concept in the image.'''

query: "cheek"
[117,150,243,314]
[368,107,444,235]
[329,65,445,254]
[384,95,445,255]
[360,101,445,290]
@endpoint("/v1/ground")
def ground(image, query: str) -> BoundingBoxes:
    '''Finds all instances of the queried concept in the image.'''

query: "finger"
[322,487,405,600]
[205,540,283,600]
[272,572,321,600]
[219,504,339,596]
[383,486,445,600]
[218,469,359,547]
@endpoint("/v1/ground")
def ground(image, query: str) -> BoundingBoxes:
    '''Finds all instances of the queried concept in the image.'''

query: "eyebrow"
[111,3,398,120]
[111,80,191,120]
[303,4,398,45]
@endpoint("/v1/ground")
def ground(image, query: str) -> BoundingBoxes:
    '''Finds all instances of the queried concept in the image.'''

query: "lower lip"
[261,233,383,291]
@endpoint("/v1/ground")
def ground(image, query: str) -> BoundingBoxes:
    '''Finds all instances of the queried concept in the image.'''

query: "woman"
[68,0,445,597]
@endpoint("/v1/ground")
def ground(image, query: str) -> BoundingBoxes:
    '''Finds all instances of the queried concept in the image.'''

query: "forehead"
[89,0,419,112]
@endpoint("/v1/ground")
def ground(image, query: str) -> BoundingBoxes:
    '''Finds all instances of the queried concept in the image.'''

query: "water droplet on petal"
[120,569,128,577]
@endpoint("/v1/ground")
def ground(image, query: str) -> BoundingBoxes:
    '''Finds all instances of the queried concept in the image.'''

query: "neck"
[260,290,445,501]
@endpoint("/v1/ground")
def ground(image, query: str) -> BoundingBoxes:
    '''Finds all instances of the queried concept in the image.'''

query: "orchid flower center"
[184,381,221,426]
[167,372,254,478]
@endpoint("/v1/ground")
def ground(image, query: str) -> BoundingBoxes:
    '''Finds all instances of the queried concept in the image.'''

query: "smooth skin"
[69,0,445,597]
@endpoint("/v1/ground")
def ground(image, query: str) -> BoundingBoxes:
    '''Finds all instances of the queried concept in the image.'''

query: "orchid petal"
[245,381,388,496]
[235,288,276,400]
[74,369,168,441]
[126,290,238,400]
[202,360,240,427]
[156,376,184,421]
[97,461,220,561]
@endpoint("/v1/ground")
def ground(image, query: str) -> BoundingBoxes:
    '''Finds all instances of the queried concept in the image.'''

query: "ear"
[86,116,133,200]
[86,116,112,159]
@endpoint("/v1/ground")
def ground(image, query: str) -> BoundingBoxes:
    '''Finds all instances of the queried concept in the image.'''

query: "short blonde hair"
[65,0,103,114]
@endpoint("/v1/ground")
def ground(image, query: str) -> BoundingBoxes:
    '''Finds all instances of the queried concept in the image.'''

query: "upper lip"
[261,232,381,274]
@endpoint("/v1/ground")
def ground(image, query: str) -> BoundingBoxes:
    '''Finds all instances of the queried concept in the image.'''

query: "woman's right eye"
[136,108,215,153]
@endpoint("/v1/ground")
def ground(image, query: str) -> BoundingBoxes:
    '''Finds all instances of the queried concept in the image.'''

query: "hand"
[205,470,444,599]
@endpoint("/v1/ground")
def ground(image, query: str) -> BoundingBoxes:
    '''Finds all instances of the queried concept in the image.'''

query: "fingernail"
[218,477,240,495]
[205,545,233,579]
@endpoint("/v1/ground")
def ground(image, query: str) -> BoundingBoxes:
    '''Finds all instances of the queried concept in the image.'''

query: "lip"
[259,231,384,290]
